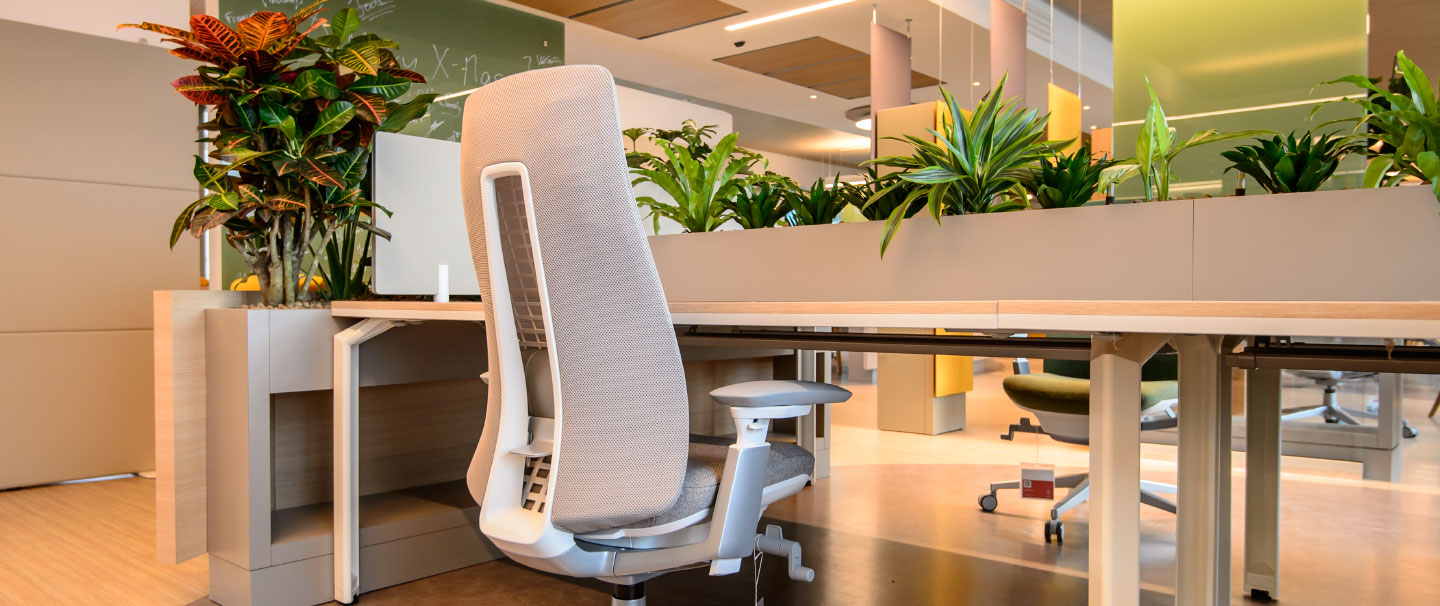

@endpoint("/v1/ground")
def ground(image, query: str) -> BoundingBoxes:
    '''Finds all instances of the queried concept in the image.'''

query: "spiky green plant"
[783,175,850,226]
[1020,144,1121,208]
[865,74,1065,255]
[724,176,794,229]
[843,166,926,221]
[1318,50,1440,201]
[1220,131,1365,194]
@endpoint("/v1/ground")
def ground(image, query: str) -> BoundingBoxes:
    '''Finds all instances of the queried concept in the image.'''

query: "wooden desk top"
[331,299,1440,339]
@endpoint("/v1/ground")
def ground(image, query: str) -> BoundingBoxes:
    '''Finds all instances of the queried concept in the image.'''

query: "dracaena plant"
[120,0,434,306]
[1220,131,1365,194]
[1019,144,1122,208]
[1318,50,1440,201]
[633,131,758,233]
[724,176,795,229]
[848,166,926,221]
[865,74,1063,254]
[1130,77,1270,201]
[783,175,850,226]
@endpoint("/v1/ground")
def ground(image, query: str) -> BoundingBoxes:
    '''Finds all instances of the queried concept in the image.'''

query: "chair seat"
[1002,373,1178,416]
[621,435,813,529]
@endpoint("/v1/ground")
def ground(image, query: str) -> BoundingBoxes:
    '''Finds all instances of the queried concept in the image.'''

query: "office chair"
[1282,370,1419,438]
[459,65,852,605]
[979,355,1180,542]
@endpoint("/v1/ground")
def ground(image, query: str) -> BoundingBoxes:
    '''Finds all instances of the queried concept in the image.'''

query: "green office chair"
[978,353,1180,542]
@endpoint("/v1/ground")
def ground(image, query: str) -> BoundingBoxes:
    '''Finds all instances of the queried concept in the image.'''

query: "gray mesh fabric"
[460,65,690,533]
[621,436,815,529]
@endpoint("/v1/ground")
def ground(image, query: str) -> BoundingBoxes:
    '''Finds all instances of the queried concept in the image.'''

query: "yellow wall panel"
[1047,83,1082,154]
[933,329,974,396]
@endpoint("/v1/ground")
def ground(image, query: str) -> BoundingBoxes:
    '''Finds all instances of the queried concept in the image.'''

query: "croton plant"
[121,0,435,306]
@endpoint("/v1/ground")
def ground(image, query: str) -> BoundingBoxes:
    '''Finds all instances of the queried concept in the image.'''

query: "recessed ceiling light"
[855,118,872,131]
[972,81,982,86]
[1090,125,1098,129]
[810,95,818,99]
[1082,105,1091,110]
[724,0,856,32]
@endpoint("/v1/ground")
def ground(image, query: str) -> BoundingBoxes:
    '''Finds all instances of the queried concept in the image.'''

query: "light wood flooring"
[1,370,1437,605]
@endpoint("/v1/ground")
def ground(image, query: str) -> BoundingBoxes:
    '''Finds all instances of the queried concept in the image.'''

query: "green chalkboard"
[219,0,565,142]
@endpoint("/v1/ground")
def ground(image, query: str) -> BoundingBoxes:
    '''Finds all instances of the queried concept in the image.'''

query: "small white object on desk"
[436,264,450,303]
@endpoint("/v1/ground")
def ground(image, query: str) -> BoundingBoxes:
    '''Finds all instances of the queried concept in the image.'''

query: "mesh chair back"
[459,65,689,533]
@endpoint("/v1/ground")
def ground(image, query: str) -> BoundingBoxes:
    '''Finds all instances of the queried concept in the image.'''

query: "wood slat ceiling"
[513,0,746,40]
[717,37,941,100]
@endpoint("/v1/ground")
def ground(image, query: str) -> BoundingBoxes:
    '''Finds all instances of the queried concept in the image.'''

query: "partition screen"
[1111,0,1367,200]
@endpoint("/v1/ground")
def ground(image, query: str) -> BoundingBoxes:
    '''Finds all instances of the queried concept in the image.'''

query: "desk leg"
[1174,335,1231,606]
[333,318,400,605]
[1244,368,1281,601]
[1089,333,1169,606]
[797,328,833,480]
[1365,373,1404,481]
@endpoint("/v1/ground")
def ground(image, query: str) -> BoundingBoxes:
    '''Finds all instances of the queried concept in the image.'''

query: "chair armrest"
[710,380,852,408]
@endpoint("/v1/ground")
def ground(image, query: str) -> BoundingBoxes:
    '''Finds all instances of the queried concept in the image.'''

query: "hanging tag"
[1020,463,1055,499]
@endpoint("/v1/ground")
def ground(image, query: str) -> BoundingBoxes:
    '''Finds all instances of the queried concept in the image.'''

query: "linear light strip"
[724,0,856,32]
[1110,94,1365,127]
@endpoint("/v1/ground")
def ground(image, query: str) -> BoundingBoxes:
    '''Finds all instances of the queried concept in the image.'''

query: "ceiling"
[494,0,1114,166]
[1052,0,1112,37]
[716,36,940,100]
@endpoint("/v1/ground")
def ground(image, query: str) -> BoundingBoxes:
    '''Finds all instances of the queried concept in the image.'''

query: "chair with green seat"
[977,353,1180,543]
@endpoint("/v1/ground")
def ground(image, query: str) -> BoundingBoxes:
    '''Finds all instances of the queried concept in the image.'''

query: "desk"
[330,299,1440,606]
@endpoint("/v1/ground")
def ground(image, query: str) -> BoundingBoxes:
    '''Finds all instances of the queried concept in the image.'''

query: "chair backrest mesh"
[459,65,689,533]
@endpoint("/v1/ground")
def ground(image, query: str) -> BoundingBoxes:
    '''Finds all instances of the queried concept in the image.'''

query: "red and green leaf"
[189,15,243,60]
[379,68,426,83]
[336,44,380,75]
[236,11,292,51]
[298,158,346,187]
[205,191,241,211]
[346,92,388,124]
[238,50,280,78]
[117,22,198,43]
[289,0,328,26]
[168,44,225,65]
[264,194,307,211]
[172,75,227,105]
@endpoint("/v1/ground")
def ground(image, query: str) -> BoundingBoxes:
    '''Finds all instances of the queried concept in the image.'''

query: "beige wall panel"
[682,358,773,436]
[0,19,194,190]
[0,331,155,489]
[0,176,200,333]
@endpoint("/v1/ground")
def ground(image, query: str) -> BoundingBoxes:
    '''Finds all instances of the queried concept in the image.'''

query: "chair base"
[979,473,1176,542]
[1281,386,1418,438]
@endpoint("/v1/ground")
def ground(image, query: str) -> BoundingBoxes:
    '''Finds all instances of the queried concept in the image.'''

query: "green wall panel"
[219,0,565,143]
[1112,0,1367,200]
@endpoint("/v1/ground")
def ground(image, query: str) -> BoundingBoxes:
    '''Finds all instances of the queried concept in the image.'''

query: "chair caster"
[1248,588,1273,602]
[1403,422,1419,439]
[978,493,998,512]
[1044,520,1064,543]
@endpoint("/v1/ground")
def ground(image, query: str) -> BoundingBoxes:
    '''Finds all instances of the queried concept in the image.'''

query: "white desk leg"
[797,328,833,479]
[333,318,400,605]
[1244,367,1281,601]
[1089,333,1169,606]
[1174,335,1232,606]
[1365,373,1404,481]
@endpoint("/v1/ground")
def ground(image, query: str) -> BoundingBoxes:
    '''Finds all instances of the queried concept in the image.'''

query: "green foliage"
[122,0,433,305]
[1319,50,1440,201]
[1020,144,1121,208]
[845,166,926,221]
[724,176,795,229]
[783,175,850,226]
[1130,76,1271,201]
[1220,131,1365,194]
[315,216,377,301]
[865,74,1062,255]
[632,132,755,233]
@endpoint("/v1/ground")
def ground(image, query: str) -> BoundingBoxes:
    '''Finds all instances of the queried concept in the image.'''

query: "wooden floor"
[1,371,1437,605]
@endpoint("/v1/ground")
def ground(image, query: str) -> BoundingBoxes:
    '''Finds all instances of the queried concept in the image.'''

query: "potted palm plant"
[122,0,434,306]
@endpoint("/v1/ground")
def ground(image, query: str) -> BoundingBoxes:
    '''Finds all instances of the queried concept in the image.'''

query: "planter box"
[649,187,1440,304]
